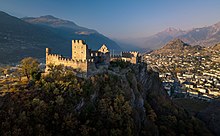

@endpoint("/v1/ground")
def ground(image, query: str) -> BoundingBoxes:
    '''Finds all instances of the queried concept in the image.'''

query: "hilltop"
[0,61,212,135]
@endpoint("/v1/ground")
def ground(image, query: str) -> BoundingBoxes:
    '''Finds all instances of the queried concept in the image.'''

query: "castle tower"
[130,51,140,64]
[72,40,90,60]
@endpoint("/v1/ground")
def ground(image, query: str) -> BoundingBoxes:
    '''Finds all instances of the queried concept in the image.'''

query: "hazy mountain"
[179,22,220,46]
[151,39,203,55]
[112,38,150,54]
[22,15,121,51]
[143,28,186,49]
[143,22,220,49]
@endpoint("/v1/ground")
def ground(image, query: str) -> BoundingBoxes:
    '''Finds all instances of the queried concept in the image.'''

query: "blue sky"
[0,0,220,38]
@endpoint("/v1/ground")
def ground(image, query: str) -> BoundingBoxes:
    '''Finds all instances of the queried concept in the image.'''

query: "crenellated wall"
[46,48,94,73]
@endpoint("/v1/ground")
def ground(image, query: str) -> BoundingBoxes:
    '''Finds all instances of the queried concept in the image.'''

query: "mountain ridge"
[22,15,121,50]
[0,11,121,64]
[142,21,220,49]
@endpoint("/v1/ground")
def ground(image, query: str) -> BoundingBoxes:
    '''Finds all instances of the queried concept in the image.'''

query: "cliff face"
[0,62,212,135]
[86,62,212,135]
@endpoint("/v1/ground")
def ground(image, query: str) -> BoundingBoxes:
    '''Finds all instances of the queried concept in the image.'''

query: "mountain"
[179,22,220,46]
[0,11,68,64]
[22,15,121,51]
[143,22,220,49]
[0,11,121,64]
[151,39,203,55]
[112,38,149,53]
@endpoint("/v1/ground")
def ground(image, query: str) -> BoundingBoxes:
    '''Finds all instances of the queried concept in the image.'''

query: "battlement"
[72,40,86,44]
[47,53,93,64]
[47,53,62,58]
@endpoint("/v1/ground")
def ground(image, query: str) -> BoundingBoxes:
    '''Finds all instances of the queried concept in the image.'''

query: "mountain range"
[0,10,220,64]
[150,38,220,57]
[142,22,220,49]
[0,11,121,64]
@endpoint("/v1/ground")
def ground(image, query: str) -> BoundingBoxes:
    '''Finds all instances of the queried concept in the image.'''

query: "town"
[144,46,220,101]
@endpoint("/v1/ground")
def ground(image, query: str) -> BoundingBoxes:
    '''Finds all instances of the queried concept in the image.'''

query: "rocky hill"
[0,61,213,135]
[0,11,121,64]
[151,39,203,56]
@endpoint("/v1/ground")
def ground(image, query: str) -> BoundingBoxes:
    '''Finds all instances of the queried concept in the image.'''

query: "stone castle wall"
[46,48,93,72]
[121,51,139,64]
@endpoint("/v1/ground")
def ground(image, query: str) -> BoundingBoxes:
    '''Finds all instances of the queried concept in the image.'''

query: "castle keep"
[46,40,110,74]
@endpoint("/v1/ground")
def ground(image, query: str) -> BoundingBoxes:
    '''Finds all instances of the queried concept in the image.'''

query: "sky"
[0,0,220,39]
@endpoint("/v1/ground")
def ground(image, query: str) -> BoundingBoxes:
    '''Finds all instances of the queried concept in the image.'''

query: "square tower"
[72,40,90,60]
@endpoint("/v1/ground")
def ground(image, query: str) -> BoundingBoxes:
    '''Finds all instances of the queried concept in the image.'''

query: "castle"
[46,40,110,74]
[46,39,140,76]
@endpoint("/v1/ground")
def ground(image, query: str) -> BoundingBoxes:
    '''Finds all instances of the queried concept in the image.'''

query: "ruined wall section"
[121,51,139,64]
